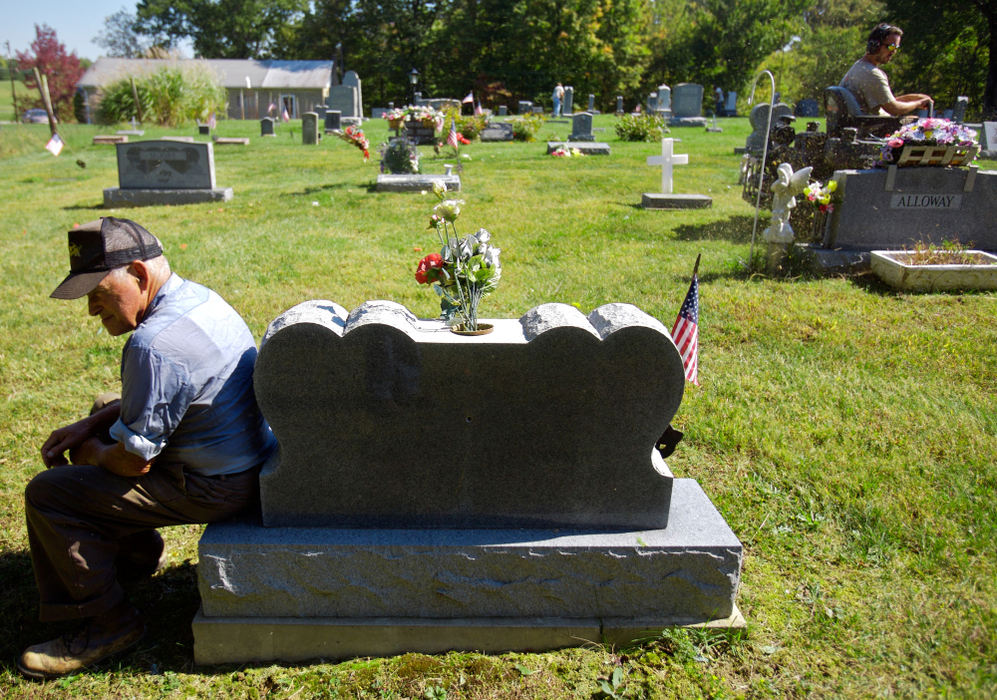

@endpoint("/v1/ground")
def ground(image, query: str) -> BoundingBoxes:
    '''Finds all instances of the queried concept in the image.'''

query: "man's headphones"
[867,23,900,54]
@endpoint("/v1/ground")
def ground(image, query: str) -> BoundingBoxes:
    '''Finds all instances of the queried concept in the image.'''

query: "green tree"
[15,24,84,121]
[96,9,153,57]
[136,0,308,58]
[882,0,995,120]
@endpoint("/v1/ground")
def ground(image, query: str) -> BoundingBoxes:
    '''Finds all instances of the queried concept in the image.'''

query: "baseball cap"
[50,217,163,299]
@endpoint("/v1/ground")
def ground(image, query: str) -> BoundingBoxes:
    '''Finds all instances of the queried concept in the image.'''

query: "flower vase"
[451,323,494,336]
[388,118,403,130]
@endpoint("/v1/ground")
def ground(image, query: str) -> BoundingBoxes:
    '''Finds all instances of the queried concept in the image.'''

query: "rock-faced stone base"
[376,174,461,192]
[103,187,233,207]
[193,479,741,664]
[668,117,708,127]
[546,141,611,155]
[642,193,712,209]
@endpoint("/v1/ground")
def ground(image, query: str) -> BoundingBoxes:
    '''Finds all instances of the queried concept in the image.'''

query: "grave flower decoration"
[405,105,446,132]
[380,138,420,174]
[551,146,584,157]
[803,179,837,213]
[414,182,501,331]
[880,118,978,164]
[381,107,406,121]
[335,126,370,161]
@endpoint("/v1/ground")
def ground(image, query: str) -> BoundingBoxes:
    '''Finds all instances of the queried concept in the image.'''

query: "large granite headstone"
[104,140,232,207]
[302,112,319,145]
[823,167,997,251]
[192,300,743,664]
[329,84,360,125]
[563,86,574,115]
[342,70,363,120]
[480,122,514,142]
[669,83,706,127]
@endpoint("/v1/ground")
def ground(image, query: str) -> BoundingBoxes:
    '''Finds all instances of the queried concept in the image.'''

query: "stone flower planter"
[871,249,997,292]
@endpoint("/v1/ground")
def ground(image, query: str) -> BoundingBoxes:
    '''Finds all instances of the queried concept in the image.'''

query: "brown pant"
[25,461,258,622]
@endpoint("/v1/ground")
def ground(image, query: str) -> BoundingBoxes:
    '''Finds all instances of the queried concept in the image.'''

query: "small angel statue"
[763,163,813,244]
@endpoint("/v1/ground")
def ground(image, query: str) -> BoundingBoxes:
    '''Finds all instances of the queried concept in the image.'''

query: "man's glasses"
[885,43,900,52]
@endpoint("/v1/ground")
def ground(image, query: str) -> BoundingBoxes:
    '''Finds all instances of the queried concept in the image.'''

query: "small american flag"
[207,112,216,129]
[671,255,700,386]
[281,105,290,122]
[268,102,276,114]
[462,91,474,104]
[447,118,459,150]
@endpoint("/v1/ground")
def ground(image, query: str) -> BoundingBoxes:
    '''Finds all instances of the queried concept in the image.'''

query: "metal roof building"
[77,58,335,121]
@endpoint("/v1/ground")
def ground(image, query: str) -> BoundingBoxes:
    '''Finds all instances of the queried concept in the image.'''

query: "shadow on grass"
[61,202,106,211]
[673,215,758,243]
[289,182,378,197]
[1,552,206,677]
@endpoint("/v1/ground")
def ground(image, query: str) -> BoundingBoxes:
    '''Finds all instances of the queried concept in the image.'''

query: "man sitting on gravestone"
[18,217,276,679]
[840,23,932,117]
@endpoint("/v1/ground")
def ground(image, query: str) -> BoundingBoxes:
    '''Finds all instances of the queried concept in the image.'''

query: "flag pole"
[692,253,701,278]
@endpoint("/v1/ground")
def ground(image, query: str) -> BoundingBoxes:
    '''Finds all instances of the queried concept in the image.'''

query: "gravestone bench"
[103,140,233,207]
[192,300,743,664]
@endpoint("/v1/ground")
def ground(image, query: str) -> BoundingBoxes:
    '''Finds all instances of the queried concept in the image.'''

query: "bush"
[380,138,420,174]
[511,114,544,142]
[614,113,668,142]
[457,113,488,140]
[96,65,226,127]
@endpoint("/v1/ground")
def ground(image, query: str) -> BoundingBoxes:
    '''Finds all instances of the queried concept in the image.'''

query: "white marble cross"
[646,138,688,194]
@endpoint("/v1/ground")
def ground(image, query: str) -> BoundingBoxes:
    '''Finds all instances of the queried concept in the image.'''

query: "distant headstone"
[587,94,596,113]
[648,92,658,112]
[480,122,514,142]
[302,112,319,145]
[952,96,969,123]
[570,112,594,141]
[375,173,461,192]
[213,137,249,146]
[545,140,610,155]
[93,135,128,145]
[198,124,211,135]
[669,83,706,126]
[329,85,360,124]
[372,108,386,118]
[518,100,533,114]
[563,86,574,115]
[104,140,232,207]
[794,98,819,118]
[980,122,997,157]
[325,110,342,132]
[342,70,363,119]
[532,105,543,114]
[722,91,737,116]
[497,105,508,116]
[641,137,711,209]
[657,85,672,115]
[744,102,792,152]
[616,95,624,114]
[261,117,275,137]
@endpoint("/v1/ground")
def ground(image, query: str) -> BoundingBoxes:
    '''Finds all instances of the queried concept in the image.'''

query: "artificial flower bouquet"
[415,183,501,331]
[803,179,837,213]
[550,145,584,157]
[880,118,978,166]
[335,126,370,160]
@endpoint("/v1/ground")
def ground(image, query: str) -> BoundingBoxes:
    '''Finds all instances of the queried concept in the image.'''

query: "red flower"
[415,252,444,284]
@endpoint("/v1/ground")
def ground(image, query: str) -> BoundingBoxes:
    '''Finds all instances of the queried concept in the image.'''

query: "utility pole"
[5,41,17,119]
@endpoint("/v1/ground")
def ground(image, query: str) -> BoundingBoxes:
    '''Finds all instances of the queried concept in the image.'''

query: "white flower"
[434,199,465,222]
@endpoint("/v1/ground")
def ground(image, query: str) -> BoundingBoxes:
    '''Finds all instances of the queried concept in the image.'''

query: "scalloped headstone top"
[254,300,686,529]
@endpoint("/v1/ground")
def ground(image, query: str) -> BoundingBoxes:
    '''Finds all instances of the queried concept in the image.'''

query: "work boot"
[17,604,144,679]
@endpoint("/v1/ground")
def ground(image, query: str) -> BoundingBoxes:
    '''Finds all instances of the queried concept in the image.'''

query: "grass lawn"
[0,114,995,698]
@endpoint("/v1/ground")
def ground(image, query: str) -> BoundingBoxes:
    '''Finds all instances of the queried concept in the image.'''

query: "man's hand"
[41,420,93,468]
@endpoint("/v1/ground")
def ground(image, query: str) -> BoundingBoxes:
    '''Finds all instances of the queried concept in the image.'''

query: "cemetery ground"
[0,114,995,699]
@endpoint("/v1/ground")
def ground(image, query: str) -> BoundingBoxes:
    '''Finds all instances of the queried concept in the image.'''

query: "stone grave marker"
[822,167,997,251]
[93,134,128,145]
[669,83,706,127]
[642,137,711,209]
[104,140,232,207]
[616,95,624,114]
[480,122,514,142]
[261,117,275,137]
[342,70,364,120]
[198,124,211,135]
[740,102,793,153]
[569,112,594,141]
[648,92,659,113]
[192,299,743,664]
[588,94,597,113]
[794,98,819,118]
[563,86,574,115]
[302,112,319,145]
[518,100,533,114]
[722,91,738,116]
[656,85,672,117]
[324,110,342,132]
[497,105,508,116]
[329,85,359,124]
[979,122,997,158]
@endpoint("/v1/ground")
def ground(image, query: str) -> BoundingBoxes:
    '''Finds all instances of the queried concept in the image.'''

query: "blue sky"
[3,0,188,61]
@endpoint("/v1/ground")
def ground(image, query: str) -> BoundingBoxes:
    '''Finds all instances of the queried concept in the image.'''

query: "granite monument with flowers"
[820,117,996,252]
[190,191,743,664]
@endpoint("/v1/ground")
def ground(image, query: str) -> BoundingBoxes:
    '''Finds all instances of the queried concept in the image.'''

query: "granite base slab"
[194,479,741,663]
[546,141,611,155]
[642,193,712,209]
[796,243,872,274]
[193,607,744,665]
[376,174,461,192]
[104,187,233,207]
